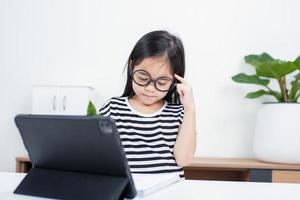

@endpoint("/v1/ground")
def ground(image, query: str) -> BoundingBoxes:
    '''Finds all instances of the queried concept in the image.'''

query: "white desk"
[1,172,300,200]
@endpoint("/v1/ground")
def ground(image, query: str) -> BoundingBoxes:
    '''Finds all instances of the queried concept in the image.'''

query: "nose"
[144,81,156,92]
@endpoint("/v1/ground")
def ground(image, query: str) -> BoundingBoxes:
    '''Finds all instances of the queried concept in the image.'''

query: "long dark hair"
[121,30,185,104]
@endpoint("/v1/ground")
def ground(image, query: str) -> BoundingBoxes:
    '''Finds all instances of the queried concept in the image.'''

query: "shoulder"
[165,103,184,113]
[109,96,127,105]
[99,96,128,112]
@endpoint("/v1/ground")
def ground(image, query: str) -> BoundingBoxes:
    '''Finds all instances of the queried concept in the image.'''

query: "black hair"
[121,30,185,104]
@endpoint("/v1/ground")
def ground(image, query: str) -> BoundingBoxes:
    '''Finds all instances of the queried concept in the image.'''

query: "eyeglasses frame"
[131,69,176,92]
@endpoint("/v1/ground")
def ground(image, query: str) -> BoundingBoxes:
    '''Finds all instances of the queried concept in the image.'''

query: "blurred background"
[1,0,300,172]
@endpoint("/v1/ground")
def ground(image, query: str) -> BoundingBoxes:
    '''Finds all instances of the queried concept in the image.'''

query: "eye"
[157,81,168,86]
[135,71,148,77]
[157,78,172,85]
[133,70,150,84]
[138,76,148,81]
[137,74,149,81]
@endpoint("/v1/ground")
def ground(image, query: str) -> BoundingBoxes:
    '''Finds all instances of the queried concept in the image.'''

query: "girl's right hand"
[174,74,195,110]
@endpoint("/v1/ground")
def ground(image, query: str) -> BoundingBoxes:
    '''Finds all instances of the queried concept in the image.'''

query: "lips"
[143,94,156,98]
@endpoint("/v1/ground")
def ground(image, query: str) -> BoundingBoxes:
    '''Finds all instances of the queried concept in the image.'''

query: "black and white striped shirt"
[99,96,184,177]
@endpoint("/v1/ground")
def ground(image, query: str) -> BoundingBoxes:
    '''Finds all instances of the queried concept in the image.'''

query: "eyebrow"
[135,69,173,79]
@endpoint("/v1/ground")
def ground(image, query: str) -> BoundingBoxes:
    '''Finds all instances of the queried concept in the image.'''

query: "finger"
[177,88,184,96]
[176,84,185,96]
[174,74,187,84]
[177,83,191,93]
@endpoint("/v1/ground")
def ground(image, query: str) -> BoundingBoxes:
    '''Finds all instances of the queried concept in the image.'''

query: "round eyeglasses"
[132,69,174,92]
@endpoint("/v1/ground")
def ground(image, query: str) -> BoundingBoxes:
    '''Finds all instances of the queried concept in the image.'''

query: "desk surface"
[17,156,300,170]
[185,157,300,170]
[1,172,300,200]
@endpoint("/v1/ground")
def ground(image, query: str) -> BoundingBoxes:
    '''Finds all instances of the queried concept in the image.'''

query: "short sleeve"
[99,99,111,116]
[179,105,184,124]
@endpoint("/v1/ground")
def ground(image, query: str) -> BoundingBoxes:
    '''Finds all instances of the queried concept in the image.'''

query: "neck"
[129,96,165,114]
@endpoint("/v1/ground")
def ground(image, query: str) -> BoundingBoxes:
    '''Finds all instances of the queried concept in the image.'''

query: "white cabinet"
[32,85,95,115]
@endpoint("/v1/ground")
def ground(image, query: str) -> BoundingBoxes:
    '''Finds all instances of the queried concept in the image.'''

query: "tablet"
[14,114,136,200]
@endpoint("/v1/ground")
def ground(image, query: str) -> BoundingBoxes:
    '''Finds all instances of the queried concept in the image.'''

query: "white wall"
[1,0,300,172]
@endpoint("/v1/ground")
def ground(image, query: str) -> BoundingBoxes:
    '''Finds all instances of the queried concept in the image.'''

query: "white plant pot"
[253,103,300,164]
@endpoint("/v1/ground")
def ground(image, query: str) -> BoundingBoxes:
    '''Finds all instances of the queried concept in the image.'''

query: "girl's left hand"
[174,74,195,110]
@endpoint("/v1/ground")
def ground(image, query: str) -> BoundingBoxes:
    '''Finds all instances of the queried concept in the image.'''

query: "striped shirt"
[99,96,184,177]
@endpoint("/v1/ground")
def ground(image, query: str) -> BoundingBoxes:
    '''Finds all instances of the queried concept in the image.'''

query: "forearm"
[173,107,197,167]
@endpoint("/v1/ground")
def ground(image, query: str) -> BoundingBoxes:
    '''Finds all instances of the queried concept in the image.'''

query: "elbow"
[175,155,194,167]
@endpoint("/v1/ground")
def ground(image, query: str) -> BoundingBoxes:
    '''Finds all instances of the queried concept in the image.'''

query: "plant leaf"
[289,81,300,101]
[294,55,300,69]
[269,90,282,102]
[295,72,300,80]
[245,89,281,101]
[232,73,270,86]
[244,53,274,66]
[244,53,297,79]
[255,61,297,79]
[289,70,300,101]
[245,90,267,99]
[87,101,97,116]
[295,92,300,101]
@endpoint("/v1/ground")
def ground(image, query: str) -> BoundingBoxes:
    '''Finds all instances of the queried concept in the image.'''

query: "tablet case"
[14,115,136,200]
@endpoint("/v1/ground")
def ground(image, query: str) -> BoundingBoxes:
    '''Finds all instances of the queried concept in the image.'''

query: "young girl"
[99,30,196,178]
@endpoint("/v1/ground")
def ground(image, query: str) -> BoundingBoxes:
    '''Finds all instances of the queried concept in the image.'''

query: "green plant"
[87,101,97,116]
[232,53,300,102]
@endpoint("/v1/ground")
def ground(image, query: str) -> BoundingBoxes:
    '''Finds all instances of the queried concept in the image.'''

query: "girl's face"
[131,56,173,106]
